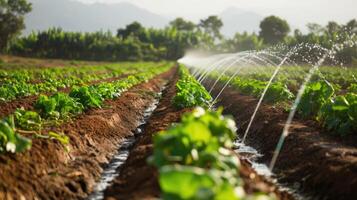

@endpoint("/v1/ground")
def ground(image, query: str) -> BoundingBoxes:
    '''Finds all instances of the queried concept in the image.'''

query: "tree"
[117,21,145,39]
[307,23,325,35]
[169,18,196,32]
[344,19,357,34]
[0,0,32,51]
[259,16,290,45]
[326,21,341,35]
[199,16,223,41]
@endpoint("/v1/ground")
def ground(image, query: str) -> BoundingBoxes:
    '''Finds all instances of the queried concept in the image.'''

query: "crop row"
[149,66,274,199]
[173,65,212,108]
[0,62,167,101]
[227,65,357,91]
[0,63,172,153]
[210,71,357,136]
[297,81,356,135]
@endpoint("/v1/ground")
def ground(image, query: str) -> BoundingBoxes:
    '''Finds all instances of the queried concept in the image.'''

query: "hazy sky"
[77,0,356,31]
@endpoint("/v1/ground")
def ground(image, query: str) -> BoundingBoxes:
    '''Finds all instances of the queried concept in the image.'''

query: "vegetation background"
[0,0,356,65]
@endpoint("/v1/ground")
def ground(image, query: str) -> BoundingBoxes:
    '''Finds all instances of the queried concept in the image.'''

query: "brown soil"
[239,159,293,200]
[0,67,175,200]
[0,55,109,69]
[104,72,294,200]
[0,74,131,119]
[205,81,357,200]
[103,66,188,200]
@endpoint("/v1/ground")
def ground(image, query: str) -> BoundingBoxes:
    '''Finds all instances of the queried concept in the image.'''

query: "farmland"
[0,54,355,200]
[0,0,357,199]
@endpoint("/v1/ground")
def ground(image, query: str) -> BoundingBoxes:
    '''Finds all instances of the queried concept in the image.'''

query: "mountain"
[219,7,263,37]
[24,1,263,37]
[24,0,169,35]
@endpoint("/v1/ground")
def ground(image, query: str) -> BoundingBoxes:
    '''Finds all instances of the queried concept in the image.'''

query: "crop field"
[1,0,356,198]
[0,54,356,200]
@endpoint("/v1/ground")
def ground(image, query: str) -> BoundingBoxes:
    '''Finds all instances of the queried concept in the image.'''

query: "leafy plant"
[0,116,32,153]
[173,66,212,108]
[14,108,42,131]
[150,107,274,199]
[229,77,294,103]
[348,84,357,93]
[318,93,357,135]
[35,93,83,119]
[159,165,239,200]
[297,81,334,118]
[69,86,103,109]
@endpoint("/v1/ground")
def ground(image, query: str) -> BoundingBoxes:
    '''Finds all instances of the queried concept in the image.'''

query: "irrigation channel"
[85,42,356,199]
[88,90,163,200]
[178,40,357,199]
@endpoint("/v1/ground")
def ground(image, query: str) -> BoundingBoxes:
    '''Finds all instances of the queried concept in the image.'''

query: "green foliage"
[151,108,236,167]
[173,66,212,108]
[223,75,294,104]
[150,108,274,200]
[348,84,357,93]
[159,165,239,200]
[199,16,223,40]
[318,93,357,135]
[69,86,103,109]
[0,115,31,153]
[0,62,172,154]
[35,93,84,119]
[297,81,335,118]
[0,0,32,51]
[7,12,356,65]
[14,108,42,130]
[169,18,196,32]
[259,16,290,45]
[10,26,212,61]
[295,80,357,135]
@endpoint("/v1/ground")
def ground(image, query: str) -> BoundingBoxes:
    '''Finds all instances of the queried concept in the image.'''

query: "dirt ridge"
[0,68,174,200]
[205,81,357,200]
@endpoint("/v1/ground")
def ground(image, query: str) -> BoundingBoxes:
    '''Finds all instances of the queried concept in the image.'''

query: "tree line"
[1,0,356,65]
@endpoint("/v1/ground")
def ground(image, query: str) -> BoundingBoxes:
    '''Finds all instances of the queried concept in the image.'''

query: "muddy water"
[88,90,164,200]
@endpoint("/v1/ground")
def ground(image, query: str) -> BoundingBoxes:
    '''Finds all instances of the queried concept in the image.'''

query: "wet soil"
[205,81,357,200]
[0,68,175,200]
[103,66,187,200]
[103,72,294,200]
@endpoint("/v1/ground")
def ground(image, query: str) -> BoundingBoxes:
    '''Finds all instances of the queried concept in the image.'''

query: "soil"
[205,81,357,200]
[103,65,187,200]
[0,74,131,119]
[0,67,175,200]
[0,55,109,69]
[104,71,294,200]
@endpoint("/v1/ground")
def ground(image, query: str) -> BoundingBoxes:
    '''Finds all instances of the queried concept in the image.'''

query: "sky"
[77,0,357,30]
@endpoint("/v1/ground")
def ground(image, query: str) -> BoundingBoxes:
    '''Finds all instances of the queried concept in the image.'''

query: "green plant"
[150,108,274,199]
[35,93,83,119]
[297,81,335,118]
[69,86,103,109]
[14,108,42,131]
[0,116,32,153]
[159,165,239,200]
[173,66,212,109]
[318,93,357,135]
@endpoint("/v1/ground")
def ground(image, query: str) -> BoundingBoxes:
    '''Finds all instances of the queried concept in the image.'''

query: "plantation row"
[0,63,171,153]
[0,63,279,199]
[209,67,357,136]
[226,66,357,91]
[0,62,165,101]
[147,65,275,199]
